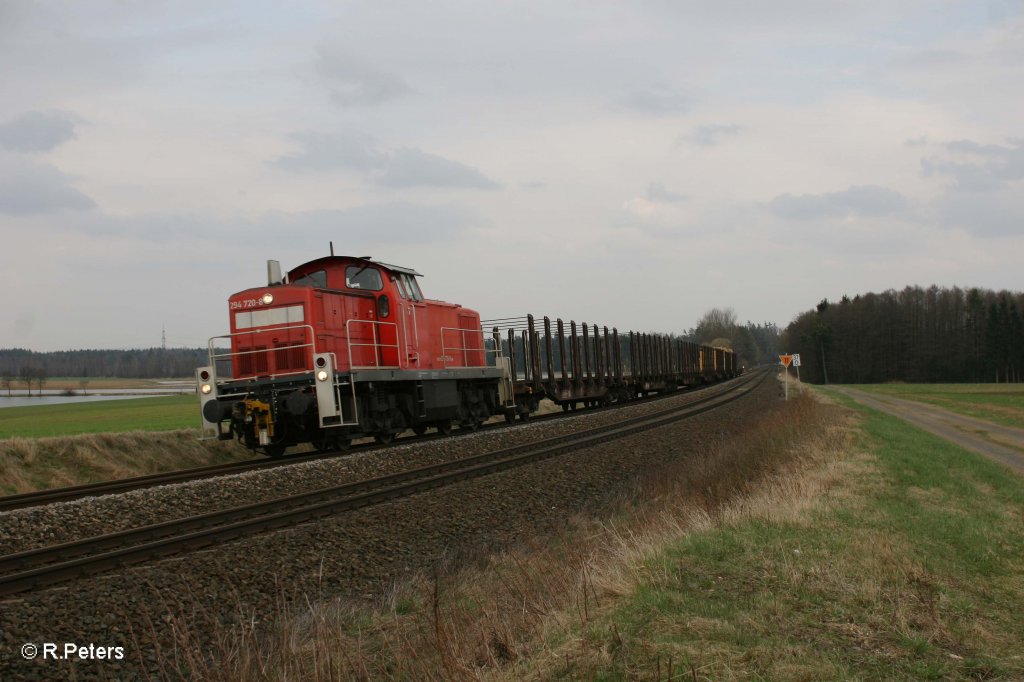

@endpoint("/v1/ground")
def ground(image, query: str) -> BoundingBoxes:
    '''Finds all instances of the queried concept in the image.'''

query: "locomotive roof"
[291,256,423,278]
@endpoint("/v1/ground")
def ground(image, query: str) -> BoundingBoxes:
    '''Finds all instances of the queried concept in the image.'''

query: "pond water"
[0,395,180,409]
[3,387,194,396]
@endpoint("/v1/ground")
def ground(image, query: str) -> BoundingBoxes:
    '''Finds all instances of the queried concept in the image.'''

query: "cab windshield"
[346,265,384,291]
[291,269,327,287]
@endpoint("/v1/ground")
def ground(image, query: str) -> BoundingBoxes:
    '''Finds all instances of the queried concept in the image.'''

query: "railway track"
[0,407,566,512]
[0,370,765,598]
[0,378,742,512]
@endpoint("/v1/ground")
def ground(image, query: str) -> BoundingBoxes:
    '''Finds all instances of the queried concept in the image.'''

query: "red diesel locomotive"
[197,255,511,455]
[197,252,739,457]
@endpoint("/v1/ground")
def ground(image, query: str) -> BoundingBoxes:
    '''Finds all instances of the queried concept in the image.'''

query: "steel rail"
[0,378,741,512]
[0,371,765,598]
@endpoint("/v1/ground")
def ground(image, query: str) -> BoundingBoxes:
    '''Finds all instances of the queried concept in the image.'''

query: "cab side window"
[402,274,424,301]
[394,276,408,299]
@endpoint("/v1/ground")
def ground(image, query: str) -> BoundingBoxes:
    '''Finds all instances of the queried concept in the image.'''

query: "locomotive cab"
[197,255,513,457]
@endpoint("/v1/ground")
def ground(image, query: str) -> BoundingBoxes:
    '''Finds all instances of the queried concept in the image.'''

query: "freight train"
[196,253,738,457]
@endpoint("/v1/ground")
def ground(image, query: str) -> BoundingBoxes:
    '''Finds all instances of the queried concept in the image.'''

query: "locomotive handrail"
[345,319,401,370]
[207,324,318,381]
[439,326,501,369]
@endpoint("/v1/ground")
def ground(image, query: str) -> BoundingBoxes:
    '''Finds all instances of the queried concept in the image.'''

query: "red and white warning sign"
[779,354,792,367]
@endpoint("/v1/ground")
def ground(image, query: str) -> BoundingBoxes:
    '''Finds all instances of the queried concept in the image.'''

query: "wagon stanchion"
[610,327,618,378]
[527,315,542,393]
[558,319,568,386]
[598,325,606,387]
[571,321,581,395]
[628,332,635,383]
[543,316,555,390]
[582,323,591,389]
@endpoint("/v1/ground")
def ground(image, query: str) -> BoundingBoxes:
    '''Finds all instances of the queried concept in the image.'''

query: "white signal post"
[779,354,793,400]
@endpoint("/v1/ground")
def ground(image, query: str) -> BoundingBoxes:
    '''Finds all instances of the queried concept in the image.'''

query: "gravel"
[0,379,747,556]
[0,375,772,681]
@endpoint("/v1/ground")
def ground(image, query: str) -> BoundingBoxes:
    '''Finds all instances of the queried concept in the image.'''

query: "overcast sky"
[1,1,1022,351]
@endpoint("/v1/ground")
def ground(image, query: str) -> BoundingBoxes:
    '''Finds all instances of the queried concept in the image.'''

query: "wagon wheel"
[435,420,453,436]
[412,425,428,436]
[374,432,396,445]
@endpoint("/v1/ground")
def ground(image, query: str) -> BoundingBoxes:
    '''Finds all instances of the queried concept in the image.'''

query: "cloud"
[273,132,500,189]
[378,148,500,189]
[272,131,386,172]
[921,138,1024,191]
[931,189,1023,238]
[0,110,78,152]
[646,182,687,203]
[689,123,741,146]
[615,85,692,115]
[0,155,95,215]
[768,185,908,220]
[315,47,411,107]
[269,202,480,244]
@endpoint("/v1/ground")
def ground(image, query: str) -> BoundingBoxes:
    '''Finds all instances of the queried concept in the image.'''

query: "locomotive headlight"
[201,383,213,395]
[261,293,274,305]
[316,370,329,382]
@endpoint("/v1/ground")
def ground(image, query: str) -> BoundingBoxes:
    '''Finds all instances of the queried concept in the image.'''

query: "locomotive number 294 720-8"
[229,298,267,310]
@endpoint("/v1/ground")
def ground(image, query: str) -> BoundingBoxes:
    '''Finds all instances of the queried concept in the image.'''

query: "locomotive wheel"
[435,420,453,435]
[264,443,287,458]
[312,434,352,452]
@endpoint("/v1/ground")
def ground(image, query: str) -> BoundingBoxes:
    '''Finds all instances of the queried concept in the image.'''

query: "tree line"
[781,285,1024,384]
[0,348,209,388]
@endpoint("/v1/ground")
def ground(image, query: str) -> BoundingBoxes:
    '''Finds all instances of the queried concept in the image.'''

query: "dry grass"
[154,384,1024,680]
[0,431,250,494]
[157,391,850,680]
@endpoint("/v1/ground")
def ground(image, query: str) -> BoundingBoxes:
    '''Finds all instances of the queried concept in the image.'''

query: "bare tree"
[33,367,48,396]
[694,308,739,343]
[19,366,34,396]
[79,378,90,396]
[1,375,13,396]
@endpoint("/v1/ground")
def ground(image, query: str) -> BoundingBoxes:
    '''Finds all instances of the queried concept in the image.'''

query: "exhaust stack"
[267,260,283,286]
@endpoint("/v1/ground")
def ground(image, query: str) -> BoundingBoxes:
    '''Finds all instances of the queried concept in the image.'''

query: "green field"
[549,391,1024,679]
[0,395,198,439]
[847,383,1024,429]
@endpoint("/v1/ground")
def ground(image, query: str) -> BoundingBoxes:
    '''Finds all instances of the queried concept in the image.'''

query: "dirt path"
[830,386,1024,475]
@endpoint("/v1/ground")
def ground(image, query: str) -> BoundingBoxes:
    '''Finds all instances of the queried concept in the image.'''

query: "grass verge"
[849,382,1024,429]
[161,382,1024,680]
[0,395,198,439]
[0,430,252,495]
